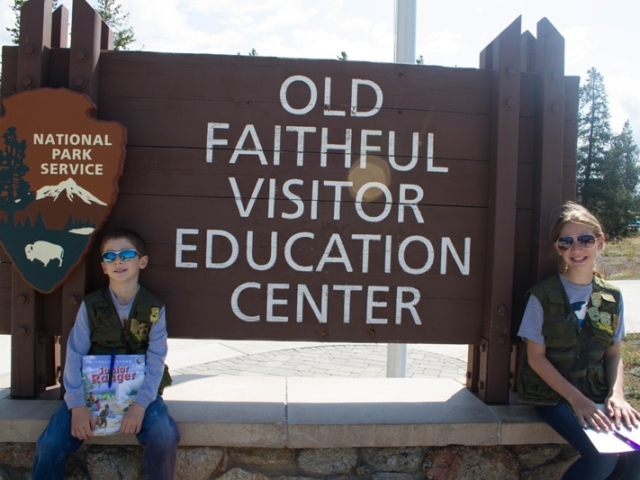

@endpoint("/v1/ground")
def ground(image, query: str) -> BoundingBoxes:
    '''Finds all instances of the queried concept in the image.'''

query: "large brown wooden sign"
[1,0,578,403]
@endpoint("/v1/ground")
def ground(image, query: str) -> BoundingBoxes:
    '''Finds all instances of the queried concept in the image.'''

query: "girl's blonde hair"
[550,201,604,274]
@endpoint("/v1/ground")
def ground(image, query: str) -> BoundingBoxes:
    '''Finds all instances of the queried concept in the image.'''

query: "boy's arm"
[63,302,92,409]
[63,302,96,439]
[133,306,168,409]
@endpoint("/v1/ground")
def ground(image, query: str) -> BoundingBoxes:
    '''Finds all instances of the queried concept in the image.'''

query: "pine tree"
[94,0,135,50]
[598,121,640,236]
[577,68,640,237]
[577,68,612,210]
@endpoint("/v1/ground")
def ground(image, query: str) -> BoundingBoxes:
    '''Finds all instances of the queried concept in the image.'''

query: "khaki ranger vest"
[85,286,172,393]
[517,275,620,405]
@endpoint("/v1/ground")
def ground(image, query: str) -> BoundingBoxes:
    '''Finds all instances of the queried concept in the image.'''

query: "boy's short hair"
[99,228,147,256]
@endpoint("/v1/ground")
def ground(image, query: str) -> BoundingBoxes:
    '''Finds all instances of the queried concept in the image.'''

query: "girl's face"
[555,221,603,274]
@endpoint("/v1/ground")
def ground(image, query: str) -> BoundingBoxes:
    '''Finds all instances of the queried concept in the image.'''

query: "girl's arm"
[527,340,613,431]
[604,342,640,428]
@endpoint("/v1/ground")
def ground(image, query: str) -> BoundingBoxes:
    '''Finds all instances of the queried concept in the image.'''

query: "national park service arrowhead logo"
[0,88,126,293]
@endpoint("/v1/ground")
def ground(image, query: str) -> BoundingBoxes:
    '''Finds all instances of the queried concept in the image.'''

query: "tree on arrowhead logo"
[0,88,126,293]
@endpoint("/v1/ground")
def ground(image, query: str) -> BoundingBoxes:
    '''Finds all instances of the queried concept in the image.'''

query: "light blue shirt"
[63,286,168,410]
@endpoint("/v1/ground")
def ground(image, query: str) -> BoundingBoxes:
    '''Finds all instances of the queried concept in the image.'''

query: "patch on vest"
[150,307,160,323]
[129,318,149,341]
[588,292,616,334]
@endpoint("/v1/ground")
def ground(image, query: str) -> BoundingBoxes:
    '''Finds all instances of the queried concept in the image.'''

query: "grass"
[601,235,640,409]
[598,235,640,280]
[622,334,640,411]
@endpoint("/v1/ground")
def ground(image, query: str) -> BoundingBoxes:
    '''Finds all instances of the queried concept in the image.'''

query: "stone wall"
[0,444,576,479]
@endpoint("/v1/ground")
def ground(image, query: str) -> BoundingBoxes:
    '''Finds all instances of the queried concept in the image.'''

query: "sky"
[1,0,639,144]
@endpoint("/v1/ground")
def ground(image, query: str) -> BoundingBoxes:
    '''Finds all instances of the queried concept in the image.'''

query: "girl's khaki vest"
[517,275,620,405]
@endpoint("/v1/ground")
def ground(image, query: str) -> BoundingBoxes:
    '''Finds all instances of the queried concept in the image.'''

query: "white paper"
[582,404,640,453]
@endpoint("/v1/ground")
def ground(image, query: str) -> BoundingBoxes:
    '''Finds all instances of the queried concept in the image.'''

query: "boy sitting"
[32,228,180,479]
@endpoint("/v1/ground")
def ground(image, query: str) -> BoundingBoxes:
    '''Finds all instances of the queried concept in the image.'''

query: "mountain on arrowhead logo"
[0,88,126,293]
[36,177,107,206]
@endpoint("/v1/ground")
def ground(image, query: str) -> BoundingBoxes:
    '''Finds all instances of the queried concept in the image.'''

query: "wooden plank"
[11,270,45,397]
[530,18,566,283]
[17,0,52,90]
[0,263,11,333]
[113,148,489,208]
[10,0,52,398]
[51,5,69,49]
[474,16,521,403]
[98,52,492,113]
[69,0,102,101]
[98,100,491,162]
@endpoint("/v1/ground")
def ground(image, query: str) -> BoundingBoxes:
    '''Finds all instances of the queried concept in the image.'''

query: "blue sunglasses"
[101,249,139,263]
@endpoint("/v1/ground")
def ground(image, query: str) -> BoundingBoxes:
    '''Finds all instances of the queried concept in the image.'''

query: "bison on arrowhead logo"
[0,88,126,293]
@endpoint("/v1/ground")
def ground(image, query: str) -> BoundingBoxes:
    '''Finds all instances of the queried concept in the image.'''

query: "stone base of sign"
[0,377,573,478]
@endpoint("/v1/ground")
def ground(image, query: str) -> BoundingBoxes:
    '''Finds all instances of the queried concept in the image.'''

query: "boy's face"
[100,237,148,285]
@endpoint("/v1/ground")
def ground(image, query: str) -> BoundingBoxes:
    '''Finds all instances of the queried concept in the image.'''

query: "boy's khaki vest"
[517,275,620,405]
[85,286,172,393]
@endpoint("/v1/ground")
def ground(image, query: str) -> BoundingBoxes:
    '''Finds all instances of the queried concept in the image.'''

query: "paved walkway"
[171,343,468,382]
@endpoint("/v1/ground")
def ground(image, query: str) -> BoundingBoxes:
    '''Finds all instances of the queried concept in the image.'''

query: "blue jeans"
[537,403,640,479]
[32,396,180,480]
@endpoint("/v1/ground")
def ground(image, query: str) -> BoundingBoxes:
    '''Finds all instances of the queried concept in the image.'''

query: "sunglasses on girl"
[101,249,140,263]
[555,234,597,251]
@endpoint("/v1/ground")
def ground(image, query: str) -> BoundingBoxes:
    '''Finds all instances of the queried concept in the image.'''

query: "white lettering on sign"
[188,71,472,328]
[33,133,111,176]
[40,163,103,175]
[229,282,422,325]
[227,177,424,224]
[205,123,447,172]
[33,133,112,146]
[175,229,470,276]
[279,76,383,117]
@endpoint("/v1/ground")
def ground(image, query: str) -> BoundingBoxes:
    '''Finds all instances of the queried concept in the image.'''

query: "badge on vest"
[588,292,617,334]
[129,318,150,341]
[150,307,160,323]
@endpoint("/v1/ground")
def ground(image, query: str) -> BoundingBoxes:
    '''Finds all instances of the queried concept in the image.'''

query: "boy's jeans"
[537,403,640,480]
[32,396,180,480]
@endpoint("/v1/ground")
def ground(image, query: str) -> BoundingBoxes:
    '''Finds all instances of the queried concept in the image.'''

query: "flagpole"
[387,0,416,378]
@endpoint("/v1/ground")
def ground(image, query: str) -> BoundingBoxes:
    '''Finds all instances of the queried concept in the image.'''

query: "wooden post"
[470,17,521,404]
[10,0,52,398]
[530,18,566,284]
[70,0,103,102]
[55,0,106,396]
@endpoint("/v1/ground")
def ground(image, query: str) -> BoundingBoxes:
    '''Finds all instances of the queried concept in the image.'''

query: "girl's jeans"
[537,403,640,479]
[31,396,180,480]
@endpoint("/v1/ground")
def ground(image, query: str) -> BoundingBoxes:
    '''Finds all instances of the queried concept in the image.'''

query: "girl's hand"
[606,394,640,429]
[570,394,612,431]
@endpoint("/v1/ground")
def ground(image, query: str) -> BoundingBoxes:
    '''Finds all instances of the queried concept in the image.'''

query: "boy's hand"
[120,402,145,435]
[70,406,95,440]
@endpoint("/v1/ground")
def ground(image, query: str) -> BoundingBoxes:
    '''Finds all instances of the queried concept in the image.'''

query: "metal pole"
[394,0,416,64]
[387,0,416,378]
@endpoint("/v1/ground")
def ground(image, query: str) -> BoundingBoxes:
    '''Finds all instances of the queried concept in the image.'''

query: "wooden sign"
[94,56,491,344]
[0,88,126,293]
[0,1,578,402]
